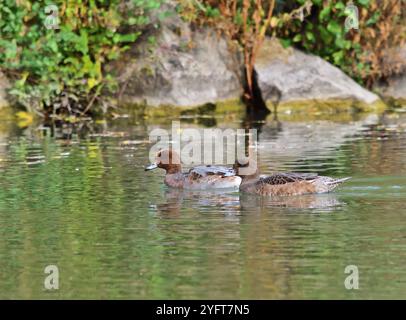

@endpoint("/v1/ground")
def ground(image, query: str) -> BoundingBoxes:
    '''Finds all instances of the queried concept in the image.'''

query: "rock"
[384,75,406,103]
[109,3,244,108]
[0,71,10,108]
[255,38,381,110]
[374,44,406,105]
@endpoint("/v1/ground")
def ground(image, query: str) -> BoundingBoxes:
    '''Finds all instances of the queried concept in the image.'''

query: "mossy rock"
[272,98,387,115]
[120,99,245,120]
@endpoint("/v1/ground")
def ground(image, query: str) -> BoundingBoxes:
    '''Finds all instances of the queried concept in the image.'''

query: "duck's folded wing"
[260,172,318,185]
[189,166,236,178]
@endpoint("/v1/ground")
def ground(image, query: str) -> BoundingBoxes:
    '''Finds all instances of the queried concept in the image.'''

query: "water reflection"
[153,188,345,218]
[240,192,345,213]
[0,110,405,299]
[153,188,241,217]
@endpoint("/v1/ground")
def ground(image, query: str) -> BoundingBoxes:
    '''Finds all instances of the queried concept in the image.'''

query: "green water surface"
[0,111,405,299]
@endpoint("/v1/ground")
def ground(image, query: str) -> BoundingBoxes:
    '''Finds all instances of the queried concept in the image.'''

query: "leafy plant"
[0,0,162,118]
[276,0,406,87]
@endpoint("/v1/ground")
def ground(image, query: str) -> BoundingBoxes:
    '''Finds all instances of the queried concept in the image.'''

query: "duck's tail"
[326,177,352,186]
[313,176,351,193]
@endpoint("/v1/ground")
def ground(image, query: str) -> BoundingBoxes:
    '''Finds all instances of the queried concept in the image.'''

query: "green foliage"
[278,1,359,71]
[277,0,405,86]
[0,0,161,116]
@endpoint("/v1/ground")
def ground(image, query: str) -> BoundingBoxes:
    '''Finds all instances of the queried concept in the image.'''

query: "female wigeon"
[145,149,242,190]
[234,159,350,196]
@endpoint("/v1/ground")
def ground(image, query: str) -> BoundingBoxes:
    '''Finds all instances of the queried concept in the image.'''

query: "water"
[0,111,405,299]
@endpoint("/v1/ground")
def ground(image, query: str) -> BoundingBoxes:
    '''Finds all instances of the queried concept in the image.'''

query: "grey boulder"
[375,44,406,104]
[111,5,244,108]
[255,38,380,107]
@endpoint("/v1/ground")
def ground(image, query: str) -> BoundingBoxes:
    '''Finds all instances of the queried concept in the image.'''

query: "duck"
[145,149,242,190]
[234,159,350,196]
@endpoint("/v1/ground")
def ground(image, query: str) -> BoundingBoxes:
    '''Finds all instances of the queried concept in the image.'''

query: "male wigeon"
[145,149,242,189]
[234,159,350,196]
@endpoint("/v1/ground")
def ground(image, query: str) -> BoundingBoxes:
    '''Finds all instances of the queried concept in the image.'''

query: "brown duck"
[145,149,242,190]
[234,160,350,196]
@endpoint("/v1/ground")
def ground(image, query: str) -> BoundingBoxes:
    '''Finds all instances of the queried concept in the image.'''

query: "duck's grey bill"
[145,163,158,171]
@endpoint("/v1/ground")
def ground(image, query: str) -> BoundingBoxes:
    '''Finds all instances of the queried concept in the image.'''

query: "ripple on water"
[0,114,405,299]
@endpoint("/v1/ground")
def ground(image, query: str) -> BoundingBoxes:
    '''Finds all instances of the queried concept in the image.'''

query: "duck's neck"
[165,164,182,174]
[236,171,259,193]
[241,174,259,185]
[240,171,260,186]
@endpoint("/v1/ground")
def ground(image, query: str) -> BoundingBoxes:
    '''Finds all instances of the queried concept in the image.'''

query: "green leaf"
[334,2,346,10]
[4,39,17,59]
[319,7,331,22]
[319,26,333,44]
[293,34,302,42]
[366,12,380,26]
[327,21,342,35]
[75,30,89,55]
[357,62,365,71]
[47,39,58,53]
[335,36,346,49]
[306,32,315,43]
[148,36,156,45]
[357,0,370,7]
[332,51,343,65]
[113,32,141,43]
[87,77,98,90]
[305,22,314,31]
[280,39,292,48]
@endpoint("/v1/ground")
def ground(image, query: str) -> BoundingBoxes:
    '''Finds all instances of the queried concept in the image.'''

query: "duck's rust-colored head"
[145,149,182,174]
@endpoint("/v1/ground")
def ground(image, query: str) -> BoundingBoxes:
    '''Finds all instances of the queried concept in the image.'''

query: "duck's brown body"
[241,179,317,196]
[239,171,350,196]
[163,171,241,189]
